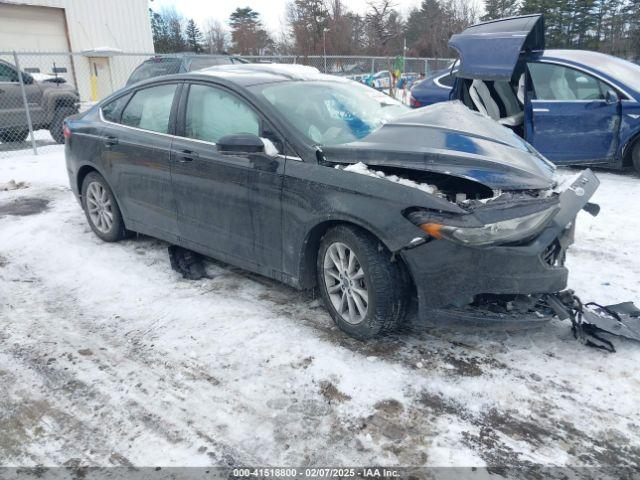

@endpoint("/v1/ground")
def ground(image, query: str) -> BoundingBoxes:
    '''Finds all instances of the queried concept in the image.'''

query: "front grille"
[542,240,562,266]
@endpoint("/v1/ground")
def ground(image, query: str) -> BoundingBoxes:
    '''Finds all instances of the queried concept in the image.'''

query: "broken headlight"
[420,208,557,246]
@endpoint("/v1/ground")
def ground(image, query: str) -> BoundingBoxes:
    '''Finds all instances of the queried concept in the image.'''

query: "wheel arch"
[76,164,100,197]
[297,219,415,297]
[622,130,640,167]
[76,164,127,219]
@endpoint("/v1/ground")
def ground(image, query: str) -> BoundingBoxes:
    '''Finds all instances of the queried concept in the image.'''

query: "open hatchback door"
[449,14,544,81]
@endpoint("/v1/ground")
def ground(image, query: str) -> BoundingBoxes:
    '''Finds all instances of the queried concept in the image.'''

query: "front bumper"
[400,169,599,321]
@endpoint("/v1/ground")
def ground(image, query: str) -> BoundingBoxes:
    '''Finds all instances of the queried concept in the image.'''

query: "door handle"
[532,108,549,113]
[176,149,199,162]
[103,135,118,147]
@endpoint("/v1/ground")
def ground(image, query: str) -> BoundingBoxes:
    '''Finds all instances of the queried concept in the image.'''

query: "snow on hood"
[323,100,556,191]
[336,162,442,196]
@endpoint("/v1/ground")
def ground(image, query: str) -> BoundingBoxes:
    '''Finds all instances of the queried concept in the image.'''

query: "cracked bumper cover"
[400,169,599,319]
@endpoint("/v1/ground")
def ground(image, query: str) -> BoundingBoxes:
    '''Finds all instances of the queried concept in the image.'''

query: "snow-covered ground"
[1,147,640,472]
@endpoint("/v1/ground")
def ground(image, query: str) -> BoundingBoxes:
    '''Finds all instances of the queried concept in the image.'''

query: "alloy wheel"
[85,181,114,234]
[323,242,368,324]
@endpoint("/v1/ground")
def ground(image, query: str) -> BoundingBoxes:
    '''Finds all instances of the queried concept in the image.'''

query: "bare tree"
[203,18,228,53]
[365,0,402,54]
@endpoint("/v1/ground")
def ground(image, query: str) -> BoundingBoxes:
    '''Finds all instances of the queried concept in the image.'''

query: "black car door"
[99,82,181,242]
[170,82,285,276]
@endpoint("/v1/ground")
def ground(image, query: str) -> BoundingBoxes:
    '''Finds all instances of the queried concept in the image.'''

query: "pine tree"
[149,8,171,53]
[482,0,521,21]
[229,7,273,55]
[185,19,204,53]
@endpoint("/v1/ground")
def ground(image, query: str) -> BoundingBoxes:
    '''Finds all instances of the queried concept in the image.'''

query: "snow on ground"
[1,147,640,472]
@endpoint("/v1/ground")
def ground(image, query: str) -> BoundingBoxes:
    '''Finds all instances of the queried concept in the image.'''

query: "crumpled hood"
[322,101,556,191]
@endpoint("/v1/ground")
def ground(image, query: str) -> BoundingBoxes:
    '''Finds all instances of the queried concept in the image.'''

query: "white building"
[0,0,155,100]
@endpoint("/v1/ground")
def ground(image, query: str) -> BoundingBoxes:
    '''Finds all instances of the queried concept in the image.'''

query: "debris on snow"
[0,179,29,191]
[336,162,440,196]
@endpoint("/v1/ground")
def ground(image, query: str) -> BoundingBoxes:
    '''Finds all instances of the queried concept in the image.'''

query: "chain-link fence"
[242,55,452,77]
[0,51,452,158]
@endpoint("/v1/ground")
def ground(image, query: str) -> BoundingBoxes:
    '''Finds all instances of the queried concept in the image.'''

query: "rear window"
[187,56,235,71]
[128,58,182,85]
[101,95,129,122]
[438,73,454,87]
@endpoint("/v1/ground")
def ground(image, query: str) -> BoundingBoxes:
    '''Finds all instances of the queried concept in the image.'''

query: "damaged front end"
[322,101,640,349]
[399,170,597,317]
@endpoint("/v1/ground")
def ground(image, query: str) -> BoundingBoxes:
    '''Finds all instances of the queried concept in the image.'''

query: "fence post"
[13,51,37,155]
[371,57,375,75]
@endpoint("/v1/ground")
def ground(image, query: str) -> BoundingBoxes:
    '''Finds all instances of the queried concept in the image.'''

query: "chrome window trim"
[531,59,636,102]
[99,108,303,160]
[100,108,178,139]
[434,72,453,90]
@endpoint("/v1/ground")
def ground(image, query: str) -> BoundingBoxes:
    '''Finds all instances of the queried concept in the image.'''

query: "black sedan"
[64,64,598,339]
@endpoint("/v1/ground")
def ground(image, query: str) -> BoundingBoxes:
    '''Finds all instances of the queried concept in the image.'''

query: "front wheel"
[633,141,640,175]
[81,172,127,242]
[316,225,410,340]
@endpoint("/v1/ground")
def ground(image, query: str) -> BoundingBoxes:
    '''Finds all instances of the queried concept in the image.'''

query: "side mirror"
[217,134,264,154]
[605,89,619,104]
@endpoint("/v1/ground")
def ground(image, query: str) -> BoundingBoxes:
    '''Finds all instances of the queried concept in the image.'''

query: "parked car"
[367,70,391,90]
[126,53,248,86]
[412,14,640,173]
[29,72,67,84]
[64,64,598,339]
[409,67,456,107]
[0,59,79,143]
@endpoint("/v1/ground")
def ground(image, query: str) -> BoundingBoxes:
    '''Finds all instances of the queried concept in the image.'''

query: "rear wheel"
[317,225,409,340]
[81,172,127,242]
[632,141,640,175]
[50,106,75,143]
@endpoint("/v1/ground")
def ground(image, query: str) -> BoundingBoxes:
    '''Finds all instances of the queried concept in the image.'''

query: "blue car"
[409,67,455,107]
[414,14,640,173]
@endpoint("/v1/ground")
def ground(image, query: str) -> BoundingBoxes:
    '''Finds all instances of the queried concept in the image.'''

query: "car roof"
[537,49,640,96]
[189,63,341,86]
[540,49,619,67]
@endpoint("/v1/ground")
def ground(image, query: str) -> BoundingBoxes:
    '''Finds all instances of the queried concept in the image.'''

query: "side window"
[438,73,454,87]
[529,63,608,101]
[101,95,130,123]
[0,63,19,82]
[121,84,177,133]
[184,84,260,143]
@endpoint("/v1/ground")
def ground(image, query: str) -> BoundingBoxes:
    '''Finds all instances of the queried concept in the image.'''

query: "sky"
[150,0,426,36]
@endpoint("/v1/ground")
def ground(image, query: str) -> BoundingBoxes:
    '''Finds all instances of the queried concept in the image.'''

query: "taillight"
[63,122,71,140]
[409,96,423,108]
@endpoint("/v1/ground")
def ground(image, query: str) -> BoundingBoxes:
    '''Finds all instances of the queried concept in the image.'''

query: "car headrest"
[517,74,525,104]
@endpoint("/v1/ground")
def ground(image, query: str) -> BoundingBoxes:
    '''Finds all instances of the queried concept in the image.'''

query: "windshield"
[252,80,408,146]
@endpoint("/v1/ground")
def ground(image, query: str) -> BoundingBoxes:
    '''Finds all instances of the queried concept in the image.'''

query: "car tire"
[633,141,640,175]
[316,225,410,340]
[50,106,75,144]
[0,128,29,143]
[81,172,128,242]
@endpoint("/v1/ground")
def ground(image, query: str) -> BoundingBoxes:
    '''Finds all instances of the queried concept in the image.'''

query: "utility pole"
[323,27,329,73]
